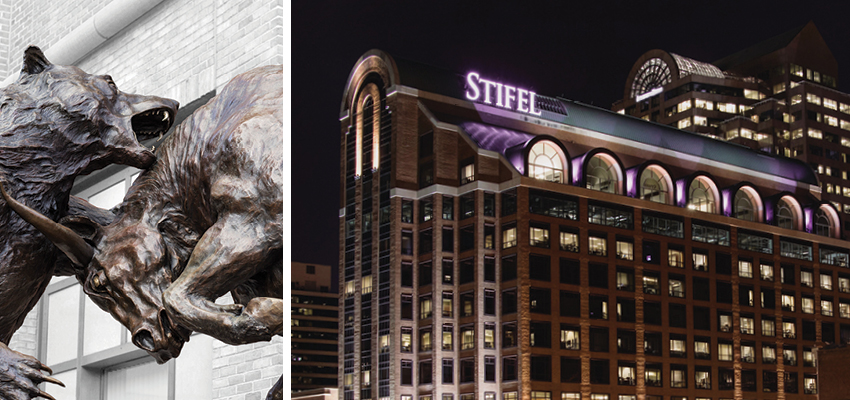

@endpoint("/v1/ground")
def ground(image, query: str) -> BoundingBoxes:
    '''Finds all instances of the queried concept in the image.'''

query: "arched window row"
[523,142,840,238]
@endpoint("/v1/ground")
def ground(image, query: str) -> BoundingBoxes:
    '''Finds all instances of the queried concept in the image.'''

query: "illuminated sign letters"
[465,72,542,116]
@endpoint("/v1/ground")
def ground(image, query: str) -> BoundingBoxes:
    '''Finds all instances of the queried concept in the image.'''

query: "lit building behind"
[613,21,850,240]
[292,262,339,392]
[340,46,850,400]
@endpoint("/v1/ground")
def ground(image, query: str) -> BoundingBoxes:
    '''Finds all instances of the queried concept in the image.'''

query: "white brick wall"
[8,307,37,357]
[0,0,284,397]
[213,337,283,400]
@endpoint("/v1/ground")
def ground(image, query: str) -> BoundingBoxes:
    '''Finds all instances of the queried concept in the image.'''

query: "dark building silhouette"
[291,262,339,392]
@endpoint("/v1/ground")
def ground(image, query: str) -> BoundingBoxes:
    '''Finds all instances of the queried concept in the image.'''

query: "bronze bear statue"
[0,46,177,400]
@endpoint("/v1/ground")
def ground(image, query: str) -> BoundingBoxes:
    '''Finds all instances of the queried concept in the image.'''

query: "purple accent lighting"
[764,199,775,225]
[675,178,687,208]
[626,167,639,198]
[572,153,589,188]
[804,208,814,233]
[459,122,535,174]
[721,188,733,217]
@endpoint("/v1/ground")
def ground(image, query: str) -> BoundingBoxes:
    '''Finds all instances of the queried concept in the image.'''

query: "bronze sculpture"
[0,46,177,400]
[3,64,283,399]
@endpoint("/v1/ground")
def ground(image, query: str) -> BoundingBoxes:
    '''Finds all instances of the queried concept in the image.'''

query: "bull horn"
[0,180,94,266]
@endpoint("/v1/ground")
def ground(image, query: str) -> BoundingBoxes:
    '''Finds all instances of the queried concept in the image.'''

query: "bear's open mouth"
[131,107,174,141]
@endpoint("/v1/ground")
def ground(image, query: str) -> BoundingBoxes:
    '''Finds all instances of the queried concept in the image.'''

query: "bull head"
[0,181,189,363]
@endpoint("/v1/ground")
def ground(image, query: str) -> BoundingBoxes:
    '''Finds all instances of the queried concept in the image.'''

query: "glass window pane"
[106,360,168,399]
[50,369,76,400]
[88,180,126,209]
[175,335,214,400]
[83,295,123,355]
[46,286,80,365]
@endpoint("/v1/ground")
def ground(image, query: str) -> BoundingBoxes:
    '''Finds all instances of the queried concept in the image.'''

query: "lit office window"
[807,93,822,105]
[616,241,633,260]
[822,299,834,316]
[460,163,475,184]
[668,248,684,268]
[821,273,833,290]
[760,264,774,281]
[502,226,517,249]
[530,226,550,248]
[825,98,838,110]
[742,343,756,363]
[559,231,579,252]
[762,319,775,336]
[740,316,754,334]
[695,98,714,109]
[738,260,753,278]
[762,345,776,363]
[801,271,813,287]
[783,321,796,338]
[802,297,814,314]
[588,236,607,257]
[718,343,732,361]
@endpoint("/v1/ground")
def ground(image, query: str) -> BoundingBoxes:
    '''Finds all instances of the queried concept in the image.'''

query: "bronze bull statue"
[3,64,283,399]
[0,46,176,400]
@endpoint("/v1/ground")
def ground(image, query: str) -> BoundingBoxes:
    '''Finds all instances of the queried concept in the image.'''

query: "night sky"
[290,2,850,270]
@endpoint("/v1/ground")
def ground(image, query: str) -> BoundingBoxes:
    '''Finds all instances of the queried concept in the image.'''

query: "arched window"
[687,177,717,213]
[639,166,670,204]
[815,209,832,237]
[631,58,672,99]
[528,141,565,183]
[586,154,620,194]
[814,205,839,238]
[776,197,800,230]
[733,187,761,222]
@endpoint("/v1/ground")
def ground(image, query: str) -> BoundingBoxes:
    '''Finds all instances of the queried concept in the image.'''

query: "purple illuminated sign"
[465,72,543,116]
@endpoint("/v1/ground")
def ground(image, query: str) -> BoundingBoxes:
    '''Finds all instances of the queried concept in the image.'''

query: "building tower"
[341,49,850,400]
[613,21,850,240]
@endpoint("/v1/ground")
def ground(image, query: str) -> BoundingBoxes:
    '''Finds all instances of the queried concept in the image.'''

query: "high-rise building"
[292,262,339,392]
[613,21,850,240]
[340,48,850,400]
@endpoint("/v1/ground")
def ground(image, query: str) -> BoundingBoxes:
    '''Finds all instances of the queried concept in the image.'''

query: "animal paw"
[0,345,63,400]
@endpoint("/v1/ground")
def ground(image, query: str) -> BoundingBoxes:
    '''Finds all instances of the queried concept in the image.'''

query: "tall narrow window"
[460,162,475,184]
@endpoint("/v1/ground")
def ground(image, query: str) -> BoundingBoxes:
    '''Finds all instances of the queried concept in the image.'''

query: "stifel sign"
[465,72,542,116]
